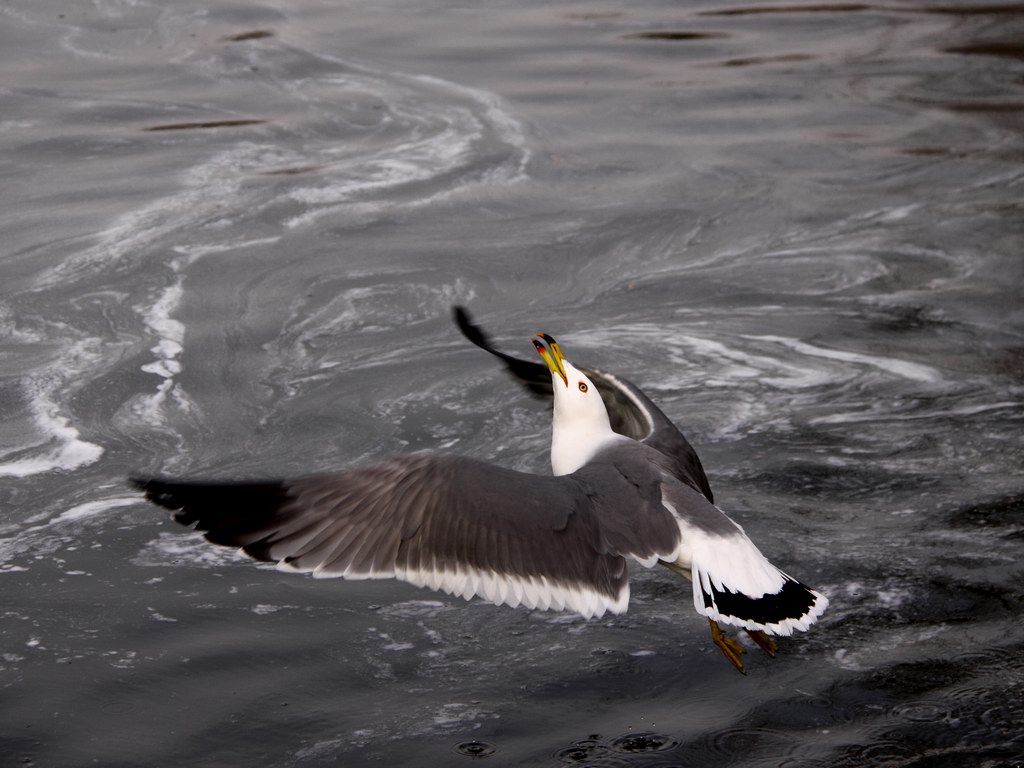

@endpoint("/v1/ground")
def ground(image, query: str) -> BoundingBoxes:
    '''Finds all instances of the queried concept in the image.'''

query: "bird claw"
[746,629,778,658]
[709,619,747,675]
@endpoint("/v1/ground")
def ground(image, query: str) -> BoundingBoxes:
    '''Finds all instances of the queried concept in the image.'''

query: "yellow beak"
[532,332,568,386]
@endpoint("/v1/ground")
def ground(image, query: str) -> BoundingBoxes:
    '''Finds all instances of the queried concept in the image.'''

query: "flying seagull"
[453,312,827,667]
[133,331,828,674]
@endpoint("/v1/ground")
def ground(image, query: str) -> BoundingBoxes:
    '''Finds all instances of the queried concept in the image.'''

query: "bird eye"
[578,382,588,393]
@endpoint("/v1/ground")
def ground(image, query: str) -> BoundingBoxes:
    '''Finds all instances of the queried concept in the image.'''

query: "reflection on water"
[0,0,1022,765]
[222,30,276,42]
[143,119,269,132]
[622,31,731,40]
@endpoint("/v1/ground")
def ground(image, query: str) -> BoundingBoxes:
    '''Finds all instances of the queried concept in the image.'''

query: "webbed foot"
[709,618,747,674]
[746,629,778,658]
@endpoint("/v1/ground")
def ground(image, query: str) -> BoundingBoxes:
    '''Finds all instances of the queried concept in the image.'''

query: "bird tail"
[691,558,829,637]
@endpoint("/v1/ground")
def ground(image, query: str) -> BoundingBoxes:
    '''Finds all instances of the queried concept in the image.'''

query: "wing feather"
[133,450,684,619]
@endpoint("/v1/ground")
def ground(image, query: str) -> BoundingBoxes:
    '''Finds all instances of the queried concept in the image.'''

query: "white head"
[533,333,619,476]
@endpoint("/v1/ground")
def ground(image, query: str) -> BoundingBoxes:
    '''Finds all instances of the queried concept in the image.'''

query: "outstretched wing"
[453,306,714,502]
[133,452,682,619]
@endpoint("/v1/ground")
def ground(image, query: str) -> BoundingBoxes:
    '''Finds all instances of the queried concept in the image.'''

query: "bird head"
[532,333,614,466]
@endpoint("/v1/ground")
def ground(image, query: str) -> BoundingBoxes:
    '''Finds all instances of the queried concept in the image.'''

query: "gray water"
[2,0,1022,765]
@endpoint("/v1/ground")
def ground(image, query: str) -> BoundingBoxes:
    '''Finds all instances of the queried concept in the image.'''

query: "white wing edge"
[271,554,630,619]
[595,370,656,439]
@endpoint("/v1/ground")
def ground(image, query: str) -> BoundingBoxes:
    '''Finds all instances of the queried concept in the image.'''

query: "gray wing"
[132,453,682,619]
[454,306,714,502]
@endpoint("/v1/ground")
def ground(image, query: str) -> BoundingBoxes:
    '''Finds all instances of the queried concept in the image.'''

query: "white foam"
[0,494,142,569]
[281,68,530,229]
[412,73,531,174]
[35,142,280,290]
[54,497,139,524]
[810,400,1020,425]
[430,702,496,729]
[133,532,251,569]
[0,383,105,478]
[170,236,280,259]
[251,604,298,615]
[131,278,187,428]
[750,335,941,383]
[378,600,454,619]
[676,334,832,390]
[572,325,833,391]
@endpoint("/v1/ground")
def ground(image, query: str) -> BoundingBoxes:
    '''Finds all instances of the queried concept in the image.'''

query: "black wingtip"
[129,476,190,512]
[128,476,150,492]
[132,476,295,533]
[451,305,554,398]
[452,305,492,351]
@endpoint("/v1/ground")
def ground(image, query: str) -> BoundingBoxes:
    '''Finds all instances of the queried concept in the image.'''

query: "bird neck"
[550,416,620,476]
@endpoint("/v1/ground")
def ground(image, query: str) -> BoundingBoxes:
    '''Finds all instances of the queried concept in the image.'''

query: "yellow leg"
[709,619,747,674]
[746,629,778,658]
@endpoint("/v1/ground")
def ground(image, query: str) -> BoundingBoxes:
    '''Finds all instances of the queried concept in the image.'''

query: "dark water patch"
[0,735,41,768]
[945,101,1024,113]
[902,146,969,157]
[555,737,609,763]
[838,741,1023,766]
[947,493,1024,534]
[989,345,1024,380]
[703,726,803,762]
[892,701,952,723]
[553,733,682,766]
[557,750,632,767]
[258,165,322,176]
[867,658,971,697]
[699,4,872,17]
[719,53,816,67]
[622,31,729,41]
[221,30,274,42]
[852,648,1024,764]
[902,147,1024,162]
[562,12,624,20]
[834,739,923,765]
[946,41,1024,60]
[650,649,1024,766]
[609,731,679,753]
[673,691,858,764]
[870,579,1017,626]
[865,304,949,333]
[452,740,496,758]
[816,575,1020,660]
[143,119,267,132]
[747,462,940,499]
[926,3,1024,16]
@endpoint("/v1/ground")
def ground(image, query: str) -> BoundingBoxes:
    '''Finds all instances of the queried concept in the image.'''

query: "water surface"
[1,0,1022,765]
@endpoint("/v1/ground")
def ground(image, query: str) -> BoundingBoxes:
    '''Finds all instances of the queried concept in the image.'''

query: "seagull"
[453,312,827,669]
[133,329,828,674]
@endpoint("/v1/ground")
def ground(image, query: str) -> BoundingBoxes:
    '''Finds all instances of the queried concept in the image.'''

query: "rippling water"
[2,0,1022,765]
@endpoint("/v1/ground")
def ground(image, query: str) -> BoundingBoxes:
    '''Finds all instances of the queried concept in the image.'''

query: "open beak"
[532,332,568,386]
